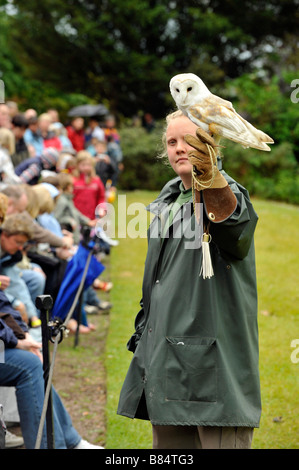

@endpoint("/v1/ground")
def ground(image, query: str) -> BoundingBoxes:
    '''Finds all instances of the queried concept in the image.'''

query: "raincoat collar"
[146,157,223,216]
[146,177,181,215]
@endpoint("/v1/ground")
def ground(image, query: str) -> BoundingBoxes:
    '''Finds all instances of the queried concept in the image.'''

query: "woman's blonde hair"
[21,184,39,218]
[158,110,184,164]
[0,193,8,223]
[0,127,16,155]
[31,184,54,214]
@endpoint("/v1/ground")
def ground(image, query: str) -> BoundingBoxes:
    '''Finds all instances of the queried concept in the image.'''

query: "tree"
[0,13,24,99]
[1,0,298,117]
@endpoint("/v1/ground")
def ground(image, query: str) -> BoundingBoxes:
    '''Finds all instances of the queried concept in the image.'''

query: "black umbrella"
[67,104,109,118]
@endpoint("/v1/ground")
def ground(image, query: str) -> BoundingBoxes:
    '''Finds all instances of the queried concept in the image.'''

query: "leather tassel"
[201,233,214,279]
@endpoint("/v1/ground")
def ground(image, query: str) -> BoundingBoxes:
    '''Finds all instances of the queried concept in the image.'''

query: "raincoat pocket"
[165,336,217,403]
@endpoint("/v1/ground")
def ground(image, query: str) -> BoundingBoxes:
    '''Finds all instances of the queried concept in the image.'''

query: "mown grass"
[105,191,299,449]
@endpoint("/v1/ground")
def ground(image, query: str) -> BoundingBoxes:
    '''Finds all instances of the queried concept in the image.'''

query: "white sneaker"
[5,430,24,448]
[74,439,104,449]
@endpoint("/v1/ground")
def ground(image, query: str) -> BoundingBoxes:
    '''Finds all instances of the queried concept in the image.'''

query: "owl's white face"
[169,73,209,108]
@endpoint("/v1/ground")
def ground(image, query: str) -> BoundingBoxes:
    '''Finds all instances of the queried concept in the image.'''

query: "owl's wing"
[188,95,273,151]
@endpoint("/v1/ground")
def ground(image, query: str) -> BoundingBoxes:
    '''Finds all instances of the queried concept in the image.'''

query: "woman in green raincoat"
[117,111,261,449]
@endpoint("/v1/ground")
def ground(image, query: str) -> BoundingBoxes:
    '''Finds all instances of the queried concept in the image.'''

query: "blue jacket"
[14,156,42,185]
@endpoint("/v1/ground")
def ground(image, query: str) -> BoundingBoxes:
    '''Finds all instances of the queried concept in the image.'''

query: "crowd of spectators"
[0,101,122,448]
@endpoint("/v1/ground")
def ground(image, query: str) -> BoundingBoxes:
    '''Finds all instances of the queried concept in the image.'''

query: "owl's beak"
[181,92,186,103]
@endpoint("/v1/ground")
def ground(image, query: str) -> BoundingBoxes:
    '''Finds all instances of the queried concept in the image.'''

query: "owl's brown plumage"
[170,73,274,151]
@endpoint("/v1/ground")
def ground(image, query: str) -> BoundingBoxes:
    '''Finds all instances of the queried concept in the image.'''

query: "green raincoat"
[117,167,261,427]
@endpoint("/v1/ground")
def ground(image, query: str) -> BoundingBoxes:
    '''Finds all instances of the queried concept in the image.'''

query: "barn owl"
[169,73,274,151]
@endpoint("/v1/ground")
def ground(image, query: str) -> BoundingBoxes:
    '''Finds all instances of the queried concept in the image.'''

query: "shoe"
[5,430,24,448]
[74,439,104,449]
[84,305,101,315]
[98,301,112,311]
[102,281,113,292]
[85,302,112,315]
[93,279,113,292]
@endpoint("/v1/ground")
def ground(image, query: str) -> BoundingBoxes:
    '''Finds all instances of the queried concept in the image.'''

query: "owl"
[169,73,274,151]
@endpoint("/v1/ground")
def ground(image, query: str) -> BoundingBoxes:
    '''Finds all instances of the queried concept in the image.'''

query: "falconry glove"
[184,128,237,223]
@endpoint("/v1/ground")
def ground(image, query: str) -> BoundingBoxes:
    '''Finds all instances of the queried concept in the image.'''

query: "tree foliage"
[1,1,298,203]
[119,69,299,204]
[0,0,298,117]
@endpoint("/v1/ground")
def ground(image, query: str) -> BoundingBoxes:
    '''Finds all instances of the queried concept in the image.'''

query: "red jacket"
[66,126,85,151]
[73,173,106,219]
[44,136,62,151]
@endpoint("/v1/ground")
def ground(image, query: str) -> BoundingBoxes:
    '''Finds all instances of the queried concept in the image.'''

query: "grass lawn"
[105,190,299,449]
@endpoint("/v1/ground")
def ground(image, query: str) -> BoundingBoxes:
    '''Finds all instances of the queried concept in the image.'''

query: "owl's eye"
[187,87,192,92]
[176,88,180,93]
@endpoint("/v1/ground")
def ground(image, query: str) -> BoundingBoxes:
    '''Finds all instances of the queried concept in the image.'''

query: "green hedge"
[118,125,175,191]
[118,125,299,205]
[222,140,299,204]
[118,71,299,203]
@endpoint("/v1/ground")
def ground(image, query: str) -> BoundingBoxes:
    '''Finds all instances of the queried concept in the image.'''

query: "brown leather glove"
[184,128,237,223]
[184,128,227,190]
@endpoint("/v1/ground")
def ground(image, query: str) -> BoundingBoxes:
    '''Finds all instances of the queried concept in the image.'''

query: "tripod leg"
[37,295,55,449]
[74,290,84,348]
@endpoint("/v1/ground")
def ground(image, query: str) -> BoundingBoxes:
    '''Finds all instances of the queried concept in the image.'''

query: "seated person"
[14,147,59,185]
[0,289,104,449]
[0,214,43,334]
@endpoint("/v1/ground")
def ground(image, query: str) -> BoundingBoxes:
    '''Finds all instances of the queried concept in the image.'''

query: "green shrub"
[222,140,299,204]
[228,72,299,156]
[118,124,299,204]
[118,70,299,205]
[118,125,175,191]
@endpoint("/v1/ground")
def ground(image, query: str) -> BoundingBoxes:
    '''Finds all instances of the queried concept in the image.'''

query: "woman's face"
[166,116,198,189]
